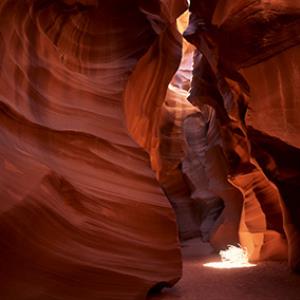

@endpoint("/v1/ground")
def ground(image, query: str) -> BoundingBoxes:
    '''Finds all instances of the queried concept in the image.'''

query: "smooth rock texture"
[1,0,300,299]
[184,0,300,270]
[124,9,204,240]
[0,1,187,299]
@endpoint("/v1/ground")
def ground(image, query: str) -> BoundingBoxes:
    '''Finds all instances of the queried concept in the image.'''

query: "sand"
[148,238,300,300]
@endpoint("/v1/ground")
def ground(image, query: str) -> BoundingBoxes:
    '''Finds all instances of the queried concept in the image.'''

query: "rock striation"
[0,1,187,299]
[1,1,300,299]
[184,0,300,271]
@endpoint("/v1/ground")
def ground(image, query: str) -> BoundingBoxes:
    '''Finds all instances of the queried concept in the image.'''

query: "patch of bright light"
[203,245,256,269]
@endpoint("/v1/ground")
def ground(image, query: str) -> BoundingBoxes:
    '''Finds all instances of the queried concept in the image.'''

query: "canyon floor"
[148,238,300,300]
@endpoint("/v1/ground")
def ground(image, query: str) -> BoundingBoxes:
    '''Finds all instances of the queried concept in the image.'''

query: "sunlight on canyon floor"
[148,238,300,300]
[203,245,256,269]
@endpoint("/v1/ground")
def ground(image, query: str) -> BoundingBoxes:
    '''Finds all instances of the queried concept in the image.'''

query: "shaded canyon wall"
[183,0,300,271]
[0,1,187,299]
[0,0,300,300]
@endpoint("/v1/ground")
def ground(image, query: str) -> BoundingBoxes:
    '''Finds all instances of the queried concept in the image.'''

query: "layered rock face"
[184,0,300,270]
[0,1,186,299]
[0,0,300,299]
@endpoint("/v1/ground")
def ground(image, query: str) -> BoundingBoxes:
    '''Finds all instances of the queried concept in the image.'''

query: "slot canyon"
[0,0,300,299]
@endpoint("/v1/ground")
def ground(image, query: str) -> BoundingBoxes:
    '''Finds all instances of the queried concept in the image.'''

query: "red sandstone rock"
[1,1,300,299]
[184,0,300,270]
[0,1,187,299]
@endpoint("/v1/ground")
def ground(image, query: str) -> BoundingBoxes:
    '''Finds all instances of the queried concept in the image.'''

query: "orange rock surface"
[0,1,187,299]
[184,0,300,270]
[1,1,300,299]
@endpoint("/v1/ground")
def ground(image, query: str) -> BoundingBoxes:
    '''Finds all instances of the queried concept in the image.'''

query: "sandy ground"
[148,238,300,300]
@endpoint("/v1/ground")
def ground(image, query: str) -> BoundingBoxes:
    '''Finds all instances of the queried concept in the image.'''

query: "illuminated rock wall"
[185,0,300,271]
[1,1,300,299]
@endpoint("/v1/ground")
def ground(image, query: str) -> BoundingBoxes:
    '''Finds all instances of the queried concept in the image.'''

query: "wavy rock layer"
[124,8,203,240]
[0,1,185,299]
[184,0,300,269]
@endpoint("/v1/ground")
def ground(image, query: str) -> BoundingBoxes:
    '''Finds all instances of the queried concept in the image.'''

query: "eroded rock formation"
[0,1,186,299]
[0,0,300,299]
[184,0,300,270]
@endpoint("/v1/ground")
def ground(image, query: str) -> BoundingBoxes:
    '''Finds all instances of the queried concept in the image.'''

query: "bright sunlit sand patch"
[203,245,257,269]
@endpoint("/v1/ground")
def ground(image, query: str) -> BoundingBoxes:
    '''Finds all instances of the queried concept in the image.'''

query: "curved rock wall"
[1,1,300,299]
[0,1,184,299]
[184,0,300,270]
[124,6,203,240]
